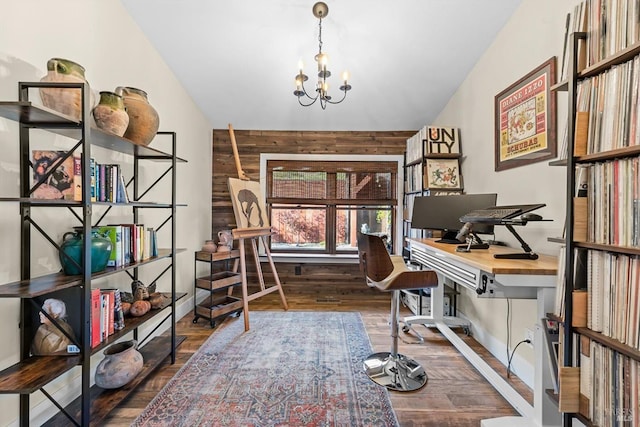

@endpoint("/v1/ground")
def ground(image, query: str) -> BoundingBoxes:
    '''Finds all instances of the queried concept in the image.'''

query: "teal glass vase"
[59,227,113,275]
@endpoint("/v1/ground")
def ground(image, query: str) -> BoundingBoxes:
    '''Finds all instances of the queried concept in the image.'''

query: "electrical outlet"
[525,328,534,348]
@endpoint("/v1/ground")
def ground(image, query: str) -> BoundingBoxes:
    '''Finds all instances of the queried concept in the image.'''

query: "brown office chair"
[357,232,438,392]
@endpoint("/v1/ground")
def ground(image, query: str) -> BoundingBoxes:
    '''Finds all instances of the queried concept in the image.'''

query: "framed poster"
[424,158,462,190]
[495,57,556,171]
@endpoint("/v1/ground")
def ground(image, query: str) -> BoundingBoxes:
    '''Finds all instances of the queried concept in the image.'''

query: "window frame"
[260,154,404,257]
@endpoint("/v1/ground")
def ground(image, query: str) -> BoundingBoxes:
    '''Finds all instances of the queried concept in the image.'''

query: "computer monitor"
[410,193,498,243]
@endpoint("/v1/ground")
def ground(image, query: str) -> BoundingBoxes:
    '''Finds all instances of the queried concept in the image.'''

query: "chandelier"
[293,2,352,109]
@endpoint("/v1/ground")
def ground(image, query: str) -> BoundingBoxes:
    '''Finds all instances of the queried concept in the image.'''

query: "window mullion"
[327,204,337,254]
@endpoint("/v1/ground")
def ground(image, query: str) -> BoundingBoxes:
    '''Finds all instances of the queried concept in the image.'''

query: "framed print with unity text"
[494,57,556,171]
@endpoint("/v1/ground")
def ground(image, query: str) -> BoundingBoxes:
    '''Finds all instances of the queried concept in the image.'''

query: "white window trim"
[259,153,405,260]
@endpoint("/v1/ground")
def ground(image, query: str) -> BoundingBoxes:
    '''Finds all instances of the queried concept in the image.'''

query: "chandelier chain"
[318,18,323,56]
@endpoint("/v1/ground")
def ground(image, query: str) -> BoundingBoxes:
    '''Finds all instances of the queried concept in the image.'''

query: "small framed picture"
[424,159,462,190]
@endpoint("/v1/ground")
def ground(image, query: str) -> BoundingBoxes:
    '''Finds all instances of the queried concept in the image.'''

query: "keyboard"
[460,207,522,222]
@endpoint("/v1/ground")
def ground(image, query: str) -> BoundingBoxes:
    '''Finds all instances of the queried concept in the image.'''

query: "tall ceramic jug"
[115,86,160,146]
[40,58,94,121]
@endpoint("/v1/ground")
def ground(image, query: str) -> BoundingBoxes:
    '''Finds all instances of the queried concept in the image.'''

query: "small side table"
[193,249,242,327]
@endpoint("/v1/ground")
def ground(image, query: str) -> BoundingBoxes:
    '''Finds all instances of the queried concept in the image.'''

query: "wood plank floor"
[101,292,533,426]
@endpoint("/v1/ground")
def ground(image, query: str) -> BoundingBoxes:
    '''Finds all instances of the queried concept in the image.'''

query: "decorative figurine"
[31,298,76,355]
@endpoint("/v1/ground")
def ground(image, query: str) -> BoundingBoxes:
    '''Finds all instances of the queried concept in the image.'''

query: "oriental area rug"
[132,311,399,427]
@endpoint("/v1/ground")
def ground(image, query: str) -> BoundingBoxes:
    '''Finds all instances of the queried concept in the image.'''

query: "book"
[97,226,119,267]
[144,227,152,259]
[90,288,101,348]
[100,293,107,341]
[31,150,75,200]
[113,289,125,331]
[149,227,158,257]
[101,289,116,336]
[554,245,566,319]
[99,164,107,202]
[90,158,96,202]
[122,224,132,264]
[117,172,129,203]
[73,155,82,201]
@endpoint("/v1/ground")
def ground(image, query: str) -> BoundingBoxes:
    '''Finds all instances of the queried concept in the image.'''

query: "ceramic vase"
[115,86,160,146]
[94,340,144,389]
[217,230,233,250]
[59,227,112,275]
[201,240,217,253]
[92,91,129,137]
[40,58,94,121]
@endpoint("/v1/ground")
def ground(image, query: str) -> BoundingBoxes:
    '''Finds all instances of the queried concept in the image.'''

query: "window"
[265,158,399,254]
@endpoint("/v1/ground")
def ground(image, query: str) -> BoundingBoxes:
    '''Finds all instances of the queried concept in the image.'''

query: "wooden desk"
[408,238,560,427]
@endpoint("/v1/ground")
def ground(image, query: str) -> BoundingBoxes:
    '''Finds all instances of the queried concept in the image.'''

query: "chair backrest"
[356,233,395,282]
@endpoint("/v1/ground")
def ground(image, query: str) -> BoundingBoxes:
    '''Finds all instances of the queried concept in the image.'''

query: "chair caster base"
[363,351,427,392]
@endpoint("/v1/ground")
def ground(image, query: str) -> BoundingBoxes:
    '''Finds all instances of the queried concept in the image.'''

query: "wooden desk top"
[409,238,558,276]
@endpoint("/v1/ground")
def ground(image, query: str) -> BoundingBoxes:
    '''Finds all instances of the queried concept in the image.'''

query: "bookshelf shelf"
[578,38,640,79]
[546,236,565,244]
[0,293,186,394]
[547,159,567,167]
[0,102,187,162]
[42,335,187,427]
[544,389,559,406]
[573,241,640,256]
[550,80,568,92]
[574,327,640,360]
[576,144,640,163]
[0,356,80,394]
[0,249,186,298]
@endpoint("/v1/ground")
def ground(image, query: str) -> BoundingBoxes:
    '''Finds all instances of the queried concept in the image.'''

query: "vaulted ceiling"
[121,0,523,131]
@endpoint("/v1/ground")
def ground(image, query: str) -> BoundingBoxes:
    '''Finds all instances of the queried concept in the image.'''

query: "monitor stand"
[435,230,461,244]
[493,224,539,260]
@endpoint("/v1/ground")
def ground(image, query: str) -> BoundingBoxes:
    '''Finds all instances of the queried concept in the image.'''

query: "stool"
[357,232,438,392]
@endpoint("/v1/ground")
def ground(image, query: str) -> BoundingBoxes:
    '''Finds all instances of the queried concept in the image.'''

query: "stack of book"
[97,224,158,267]
[90,288,126,348]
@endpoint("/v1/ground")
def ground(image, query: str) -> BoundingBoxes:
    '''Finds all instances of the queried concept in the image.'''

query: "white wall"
[433,0,581,384]
[0,1,212,424]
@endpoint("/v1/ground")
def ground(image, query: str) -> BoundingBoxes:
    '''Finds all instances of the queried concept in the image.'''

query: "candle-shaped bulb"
[342,70,349,83]
[316,53,325,71]
[298,59,304,73]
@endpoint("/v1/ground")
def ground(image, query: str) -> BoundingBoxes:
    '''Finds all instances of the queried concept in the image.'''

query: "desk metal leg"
[479,287,560,427]
[436,320,535,419]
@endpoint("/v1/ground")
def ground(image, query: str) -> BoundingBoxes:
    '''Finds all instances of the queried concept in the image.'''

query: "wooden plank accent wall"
[212,128,413,291]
